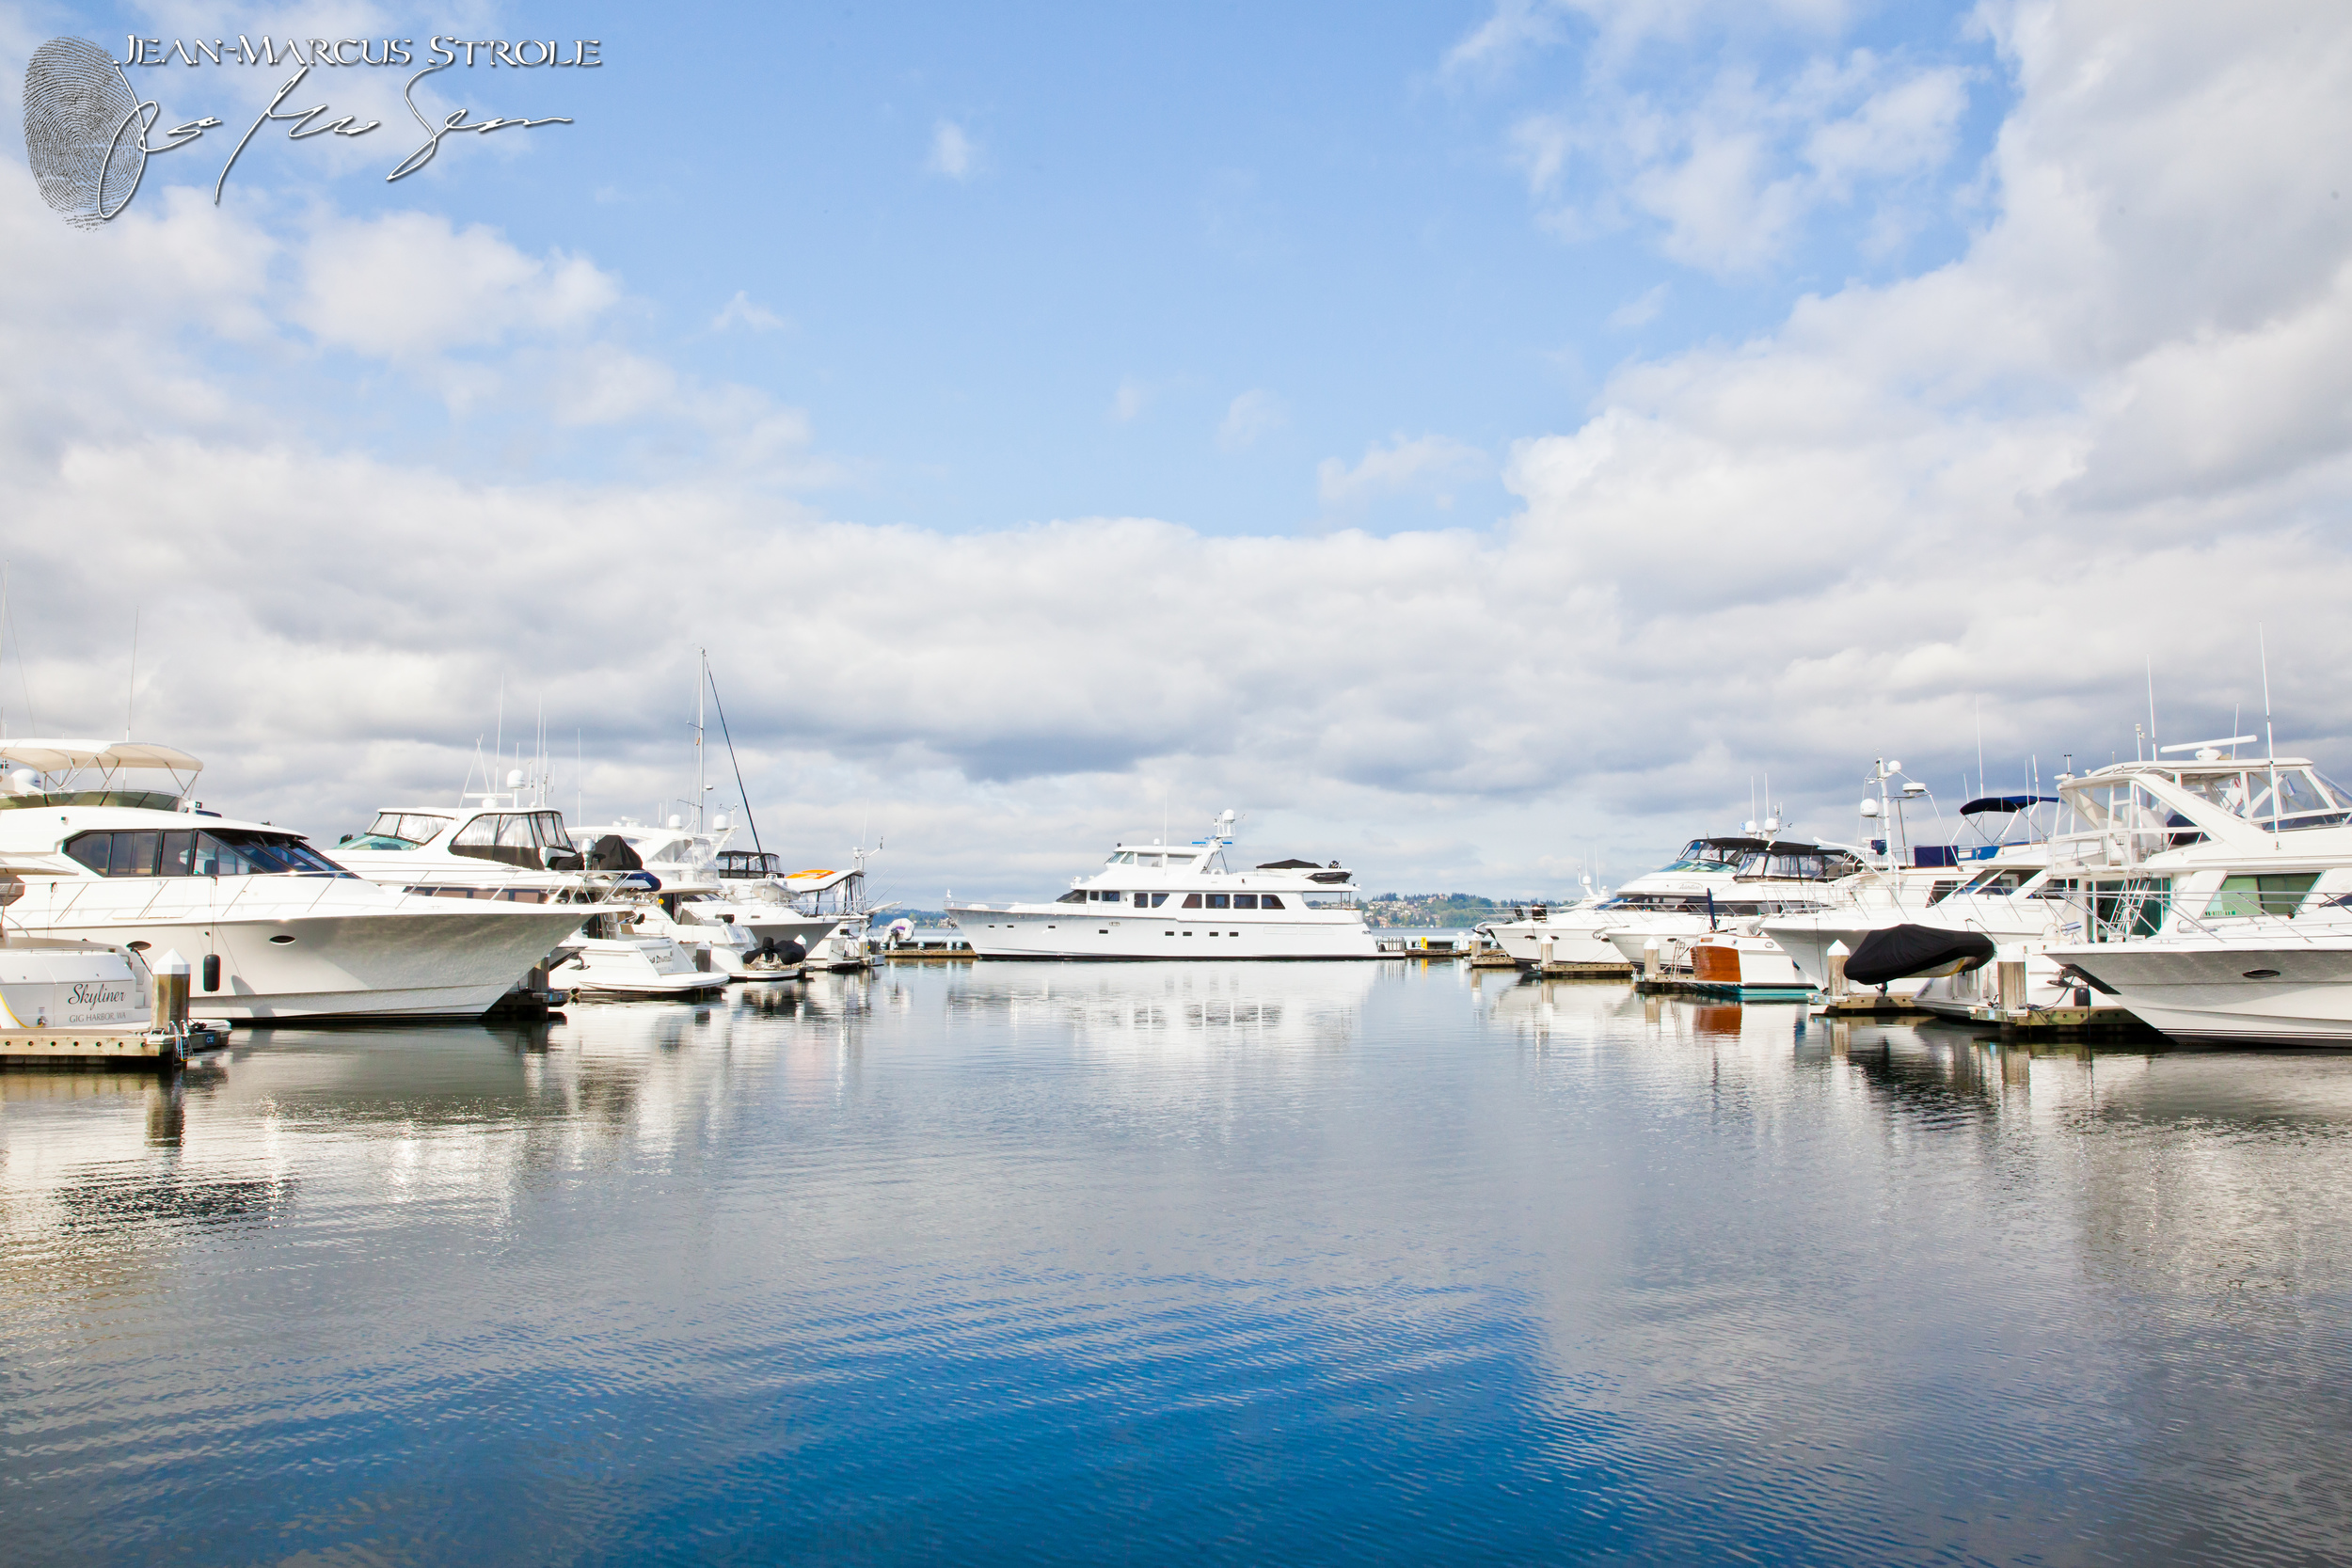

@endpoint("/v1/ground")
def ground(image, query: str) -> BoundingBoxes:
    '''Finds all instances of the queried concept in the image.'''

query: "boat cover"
[1846,925,1999,987]
[585,833,644,871]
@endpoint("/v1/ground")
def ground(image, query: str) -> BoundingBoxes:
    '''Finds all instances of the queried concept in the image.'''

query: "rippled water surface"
[8,962,2352,1565]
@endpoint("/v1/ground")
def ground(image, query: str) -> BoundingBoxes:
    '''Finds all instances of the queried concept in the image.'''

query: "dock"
[1533,959,1633,978]
[885,940,975,962]
[0,1026,203,1069]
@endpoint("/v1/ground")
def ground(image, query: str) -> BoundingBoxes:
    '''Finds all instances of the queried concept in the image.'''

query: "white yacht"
[1587,839,1867,974]
[1484,837,1863,969]
[946,812,1377,959]
[0,739,597,1021]
[1812,748,2352,1022]
[1764,789,2060,995]
[2046,909,2352,1046]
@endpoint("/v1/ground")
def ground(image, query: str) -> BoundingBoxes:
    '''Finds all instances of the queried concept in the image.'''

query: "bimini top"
[0,738,204,776]
[1961,795,2060,816]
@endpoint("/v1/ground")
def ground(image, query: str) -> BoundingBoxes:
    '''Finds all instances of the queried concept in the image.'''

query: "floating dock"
[0,1024,220,1069]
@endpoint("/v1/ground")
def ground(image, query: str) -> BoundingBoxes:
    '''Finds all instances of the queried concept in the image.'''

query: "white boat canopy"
[0,738,204,777]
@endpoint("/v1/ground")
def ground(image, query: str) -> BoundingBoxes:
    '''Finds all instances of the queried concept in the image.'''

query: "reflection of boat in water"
[939,958,1378,1049]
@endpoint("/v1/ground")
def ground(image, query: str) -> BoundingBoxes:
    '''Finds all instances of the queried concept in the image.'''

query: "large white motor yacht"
[0,740,597,1021]
[947,812,1377,959]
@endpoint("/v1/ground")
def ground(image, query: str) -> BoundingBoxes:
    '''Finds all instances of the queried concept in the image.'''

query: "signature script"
[106,58,570,208]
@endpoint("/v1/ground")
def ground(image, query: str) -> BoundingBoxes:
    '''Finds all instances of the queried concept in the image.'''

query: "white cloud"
[1108,377,1152,422]
[928,120,977,180]
[712,291,787,333]
[293,211,618,358]
[1607,282,1668,328]
[1316,435,1488,508]
[1216,388,1287,450]
[8,3,2352,901]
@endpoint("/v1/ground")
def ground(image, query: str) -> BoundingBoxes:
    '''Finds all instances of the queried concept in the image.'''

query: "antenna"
[1975,696,1984,803]
[704,657,765,857]
[2146,655,2158,757]
[2262,625,2280,834]
[125,606,138,740]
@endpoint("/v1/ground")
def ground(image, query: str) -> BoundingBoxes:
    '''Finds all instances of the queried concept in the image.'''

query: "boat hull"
[2051,941,2352,1046]
[12,904,591,1021]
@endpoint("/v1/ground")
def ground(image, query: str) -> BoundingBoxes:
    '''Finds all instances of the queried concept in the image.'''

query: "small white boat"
[548,911,726,1001]
[1676,927,1816,998]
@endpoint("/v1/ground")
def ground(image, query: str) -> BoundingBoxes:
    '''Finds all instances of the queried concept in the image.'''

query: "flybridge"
[0,739,204,813]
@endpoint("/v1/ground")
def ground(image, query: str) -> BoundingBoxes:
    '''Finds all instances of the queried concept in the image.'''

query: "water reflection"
[5,967,2352,1564]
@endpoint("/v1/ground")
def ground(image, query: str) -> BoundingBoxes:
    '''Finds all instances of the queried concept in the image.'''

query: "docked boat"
[1677,928,1816,999]
[1817,748,2352,1023]
[548,908,728,1001]
[0,739,597,1021]
[946,812,1377,959]
[1486,837,1863,970]
[2046,911,2352,1046]
[1593,840,1867,974]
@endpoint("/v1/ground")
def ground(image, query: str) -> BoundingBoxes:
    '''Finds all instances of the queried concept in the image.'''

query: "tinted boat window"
[1234,895,1258,909]
[1207,894,1230,910]
[65,833,110,873]
[1259,895,1284,910]
[162,830,196,877]
[109,832,156,877]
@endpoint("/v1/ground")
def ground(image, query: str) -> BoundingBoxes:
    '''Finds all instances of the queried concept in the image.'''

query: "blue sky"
[49,1,2000,534]
[4,1,2347,899]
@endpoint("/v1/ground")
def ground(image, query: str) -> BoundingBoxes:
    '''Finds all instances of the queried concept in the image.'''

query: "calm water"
[6,963,2352,1565]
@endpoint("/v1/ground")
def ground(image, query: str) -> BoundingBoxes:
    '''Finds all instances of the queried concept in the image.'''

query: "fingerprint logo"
[22,38,147,229]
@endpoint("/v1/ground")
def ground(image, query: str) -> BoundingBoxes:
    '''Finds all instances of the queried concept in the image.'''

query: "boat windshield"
[1654,840,1747,874]
[64,828,352,877]
[2171,765,2352,832]
[352,812,454,849]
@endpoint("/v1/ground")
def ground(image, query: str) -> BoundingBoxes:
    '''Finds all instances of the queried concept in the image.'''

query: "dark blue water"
[6,962,2352,1565]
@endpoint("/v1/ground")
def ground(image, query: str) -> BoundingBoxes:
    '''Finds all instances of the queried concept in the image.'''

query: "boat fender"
[201,953,221,992]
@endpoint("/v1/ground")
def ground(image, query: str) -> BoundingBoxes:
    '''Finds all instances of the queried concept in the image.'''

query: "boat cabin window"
[451,812,576,868]
[64,828,349,878]
[350,812,453,850]
[1260,895,1283,910]
[1206,894,1230,909]
[1233,895,1258,909]
[2205,873,2320,919]
[1959,867,2034,895]
[1182,894,1202,909]
[717,851,786,878]
[1057,889,1087,904]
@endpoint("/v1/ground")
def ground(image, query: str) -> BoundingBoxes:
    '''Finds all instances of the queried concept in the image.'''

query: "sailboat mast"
[695,649,707,836]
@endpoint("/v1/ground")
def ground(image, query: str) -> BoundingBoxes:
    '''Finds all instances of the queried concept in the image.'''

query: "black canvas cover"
[586,833,644,871]
[1846,925,1999,987]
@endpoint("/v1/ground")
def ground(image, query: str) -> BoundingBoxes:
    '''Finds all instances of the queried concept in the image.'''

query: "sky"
[0,0,2347,905]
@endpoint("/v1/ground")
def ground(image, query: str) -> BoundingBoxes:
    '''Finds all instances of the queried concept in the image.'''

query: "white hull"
[952,905,1375,960]
[1484,911,1629,965]
[12,904,591,1021]
[551,935,725,1001]
[2051,940,2352,1046]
